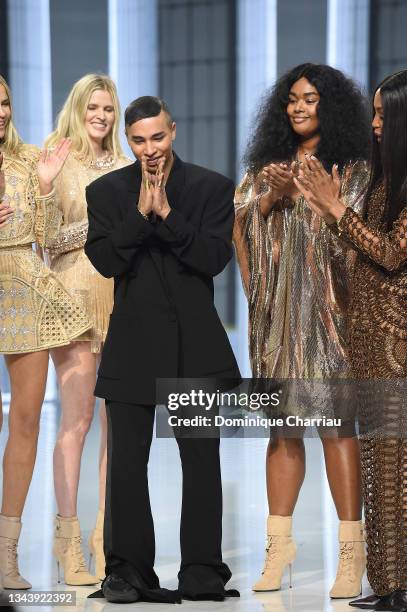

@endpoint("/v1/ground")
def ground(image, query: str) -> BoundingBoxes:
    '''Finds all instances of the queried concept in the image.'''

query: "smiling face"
[0,84,12,141]
[287,77,320,139]
[372,88,383,143]
[126,110,176,172]
[84,89,115,148]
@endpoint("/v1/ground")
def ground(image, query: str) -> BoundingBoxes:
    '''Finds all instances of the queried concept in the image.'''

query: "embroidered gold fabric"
[234,161,368,382]
[47,220,88,256]
[338,183,407,596]
[0,145,90,354]
[48,151,131,353]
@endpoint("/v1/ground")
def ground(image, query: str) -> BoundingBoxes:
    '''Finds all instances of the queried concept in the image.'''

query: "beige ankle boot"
[252,515,296,591]
[329,520,365,598]
[0,515,31,589]
[53,515,99,586]
[88,510,105,581]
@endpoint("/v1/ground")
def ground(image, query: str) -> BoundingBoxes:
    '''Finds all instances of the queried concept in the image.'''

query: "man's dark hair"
[125,96,173,128]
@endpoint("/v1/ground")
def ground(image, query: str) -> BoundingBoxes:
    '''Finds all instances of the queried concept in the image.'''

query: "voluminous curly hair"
[244,63,371,174]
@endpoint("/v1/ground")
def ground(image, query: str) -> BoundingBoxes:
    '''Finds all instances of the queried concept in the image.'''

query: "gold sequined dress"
[337,184,407,596]
[47,152,131,353]
[234,163,368,387]
[0,145,90,354]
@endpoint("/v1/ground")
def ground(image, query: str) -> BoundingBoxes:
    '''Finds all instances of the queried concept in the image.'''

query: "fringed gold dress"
[0,145,90,354]
[234,163,367,384]
[337,184,407,596]
[47,152,131,353]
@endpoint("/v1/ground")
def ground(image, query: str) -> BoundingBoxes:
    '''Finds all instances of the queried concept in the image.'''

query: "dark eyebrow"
[131,131,165,141]
[288,91,319,97]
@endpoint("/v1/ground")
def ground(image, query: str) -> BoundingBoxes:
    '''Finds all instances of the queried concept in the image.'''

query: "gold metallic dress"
[0,146,90,354]
[47,152,131,353]
[337,184,407,596]
[234,163,367,385]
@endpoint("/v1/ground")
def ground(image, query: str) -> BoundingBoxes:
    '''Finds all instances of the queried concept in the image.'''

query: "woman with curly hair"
[234,63,370,598]
[294,69,407,612]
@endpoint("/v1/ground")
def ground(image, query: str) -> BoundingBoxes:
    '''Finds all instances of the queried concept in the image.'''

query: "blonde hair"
[45,74,124,159]
[0,75,23,156]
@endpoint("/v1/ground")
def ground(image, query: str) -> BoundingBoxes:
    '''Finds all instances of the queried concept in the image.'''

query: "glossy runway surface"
[0,399,371,612]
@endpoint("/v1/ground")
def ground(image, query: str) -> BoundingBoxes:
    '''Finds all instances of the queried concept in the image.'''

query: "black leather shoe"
[378,590,407,612]
[350,594,381,609]
[350,591,407,611]
[102,573,140,604]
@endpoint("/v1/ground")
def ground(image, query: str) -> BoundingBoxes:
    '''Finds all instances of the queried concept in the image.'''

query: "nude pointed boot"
[53,515,99,586]
[0,515,31,589]
[330,520,365,598]
[252,515,297,591]
[88,510,105,581]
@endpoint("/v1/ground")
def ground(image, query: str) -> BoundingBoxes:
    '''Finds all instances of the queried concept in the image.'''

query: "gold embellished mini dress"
[0,145,90,354]
[47,152,131,353]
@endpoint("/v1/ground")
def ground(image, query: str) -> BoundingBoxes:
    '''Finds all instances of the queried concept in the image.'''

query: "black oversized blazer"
[85,154,241,404]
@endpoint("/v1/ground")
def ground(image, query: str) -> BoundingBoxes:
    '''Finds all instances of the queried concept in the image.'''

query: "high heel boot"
[330,520,365,598]
[252,515,297,591]
[0,515,31,589]
[53,515,99,586]
[88,509,105,581]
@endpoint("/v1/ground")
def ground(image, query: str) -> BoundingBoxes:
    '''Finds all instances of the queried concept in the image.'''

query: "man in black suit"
[85,96,240,604]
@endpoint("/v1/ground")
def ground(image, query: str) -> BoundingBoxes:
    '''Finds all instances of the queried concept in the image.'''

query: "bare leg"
[321,437,362,520]
[266,437,306,515]
[51,342,97,517]
[98,400,107,512]
[2,351,49,516]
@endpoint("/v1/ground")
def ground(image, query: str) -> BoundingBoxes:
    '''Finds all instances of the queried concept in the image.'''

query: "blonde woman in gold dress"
[45,74,131,586]
[234,64,371,598]
[0,75,90,589]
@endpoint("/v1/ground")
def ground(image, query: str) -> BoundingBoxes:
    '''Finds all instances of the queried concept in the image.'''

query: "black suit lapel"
[127,161,142,199]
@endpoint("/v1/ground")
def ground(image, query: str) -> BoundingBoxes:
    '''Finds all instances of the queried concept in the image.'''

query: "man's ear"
[171,122,176,141]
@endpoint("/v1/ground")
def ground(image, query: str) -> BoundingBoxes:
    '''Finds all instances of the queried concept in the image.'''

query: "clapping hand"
[151,158,171,219]
[262,162,293,201]
[293,156,346,223]
[37,138,71,195]
[0,152,13,227]
[138,156,154,217]
[138,157,171,220]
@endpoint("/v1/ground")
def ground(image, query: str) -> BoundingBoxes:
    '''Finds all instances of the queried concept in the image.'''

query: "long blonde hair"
[0,75,23,155]
[45,74,124,159]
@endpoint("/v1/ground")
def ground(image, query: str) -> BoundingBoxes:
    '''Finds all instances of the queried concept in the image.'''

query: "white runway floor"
[0,401,372,612]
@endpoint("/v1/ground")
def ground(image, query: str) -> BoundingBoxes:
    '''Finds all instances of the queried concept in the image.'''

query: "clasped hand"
[138,156,171,220]
[292,155,346,224]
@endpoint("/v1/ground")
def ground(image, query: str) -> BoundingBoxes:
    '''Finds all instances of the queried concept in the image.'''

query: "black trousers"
[104,401,233,599]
